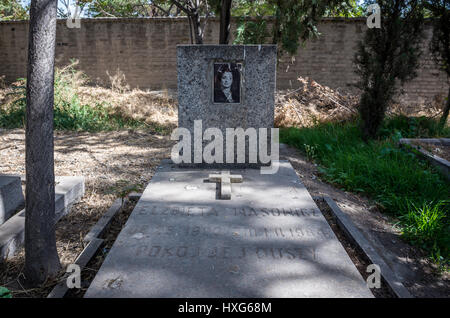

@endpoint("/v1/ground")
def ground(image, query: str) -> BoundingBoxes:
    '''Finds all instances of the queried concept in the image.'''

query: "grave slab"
[0,176,25,224]
[85,161,373,298]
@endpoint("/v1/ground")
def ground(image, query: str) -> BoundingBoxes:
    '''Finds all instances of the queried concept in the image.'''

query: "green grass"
[280,118,449,266]
[401,201,449,266]
[0,64,153,132]
[0,96,148,132]
[0,286,12,298]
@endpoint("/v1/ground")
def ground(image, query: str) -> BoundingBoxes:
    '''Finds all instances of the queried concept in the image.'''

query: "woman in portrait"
[214,63,240,103]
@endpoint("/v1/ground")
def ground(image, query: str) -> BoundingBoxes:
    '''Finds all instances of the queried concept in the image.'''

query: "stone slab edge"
[127,192,142,201]
[314,196,413,298]
[83,198,123,243]
[0,176,85,261]
[399,138,450,181]
[49,198,124,297]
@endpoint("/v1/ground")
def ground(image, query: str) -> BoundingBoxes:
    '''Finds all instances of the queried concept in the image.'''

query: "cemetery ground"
[0,66,449,298]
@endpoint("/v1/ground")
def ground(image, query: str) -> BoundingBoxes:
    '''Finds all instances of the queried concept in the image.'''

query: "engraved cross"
[208,171,243,200]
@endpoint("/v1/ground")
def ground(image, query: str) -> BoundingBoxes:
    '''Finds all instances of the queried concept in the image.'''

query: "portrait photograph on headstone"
[213,63,241,104]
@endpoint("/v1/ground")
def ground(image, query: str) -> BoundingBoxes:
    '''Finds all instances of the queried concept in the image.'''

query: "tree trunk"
[219,0,232,44]
[24,0,61,286]
[191,11,203,44]
[439,86,450,130]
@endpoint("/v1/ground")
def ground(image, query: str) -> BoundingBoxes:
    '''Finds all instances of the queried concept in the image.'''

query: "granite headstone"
[177,45,277,167]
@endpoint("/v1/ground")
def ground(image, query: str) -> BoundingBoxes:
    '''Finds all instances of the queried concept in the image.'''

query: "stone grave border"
[48,197,131,298]
[313,196,413,298]
[398,138,450,181]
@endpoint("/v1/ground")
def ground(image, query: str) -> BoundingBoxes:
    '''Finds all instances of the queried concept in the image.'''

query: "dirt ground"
[0,129,448,298]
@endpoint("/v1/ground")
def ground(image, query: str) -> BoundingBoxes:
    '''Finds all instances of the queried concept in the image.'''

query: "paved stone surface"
[85,161,373,298]
[0,176,25,225]
[177,45,277,166]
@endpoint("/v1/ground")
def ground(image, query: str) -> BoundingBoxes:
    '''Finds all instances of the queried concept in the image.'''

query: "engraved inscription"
[142,206,321,218]
[136,245,319,262]
[146,225,333,240]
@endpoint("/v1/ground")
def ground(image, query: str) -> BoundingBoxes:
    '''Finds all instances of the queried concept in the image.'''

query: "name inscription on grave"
[140,206,320,217]
[136,245,319,262]
[130,204,327,264]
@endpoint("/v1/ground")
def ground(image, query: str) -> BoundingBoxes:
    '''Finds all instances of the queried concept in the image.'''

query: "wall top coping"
[1,16,372,25]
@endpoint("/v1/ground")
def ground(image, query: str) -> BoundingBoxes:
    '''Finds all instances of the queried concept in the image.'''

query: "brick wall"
[0,17,448,105]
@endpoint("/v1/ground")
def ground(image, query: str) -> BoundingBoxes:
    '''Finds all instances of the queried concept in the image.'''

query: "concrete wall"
[0,17,448,105]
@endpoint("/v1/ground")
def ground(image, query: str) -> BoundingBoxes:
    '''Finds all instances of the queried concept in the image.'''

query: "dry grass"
[0,61,178,132]
[79,66,177,128]
[274,77,445,128]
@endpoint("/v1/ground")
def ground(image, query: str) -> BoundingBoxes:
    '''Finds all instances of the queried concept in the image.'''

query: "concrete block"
[0,176,85,261]
[0,176,24,224]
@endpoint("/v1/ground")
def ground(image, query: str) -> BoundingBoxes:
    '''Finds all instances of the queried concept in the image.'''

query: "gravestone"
[85,45,373,298]
[0,176,24,224]
[176,45,277,167]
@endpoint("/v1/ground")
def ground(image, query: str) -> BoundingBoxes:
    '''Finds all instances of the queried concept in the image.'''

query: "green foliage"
[78,0,179,17]
[272,0,356,56]
[400,200,449,265]
[233,1,272,45]
[425,0,450,77]
[80,0,151,17]
[354,0,425,140]
[232,0,275,16]
[424,0,450,129]
[234,15,270,44]
[280,118,450,264]
[0,0,28,20]
[325,0,366,17]
[0,64,148,132]
[0,286,12,298]
[234,0,357,56]
[380,115,450,139]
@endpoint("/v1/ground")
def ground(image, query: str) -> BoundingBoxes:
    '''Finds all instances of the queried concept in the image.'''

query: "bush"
[354,0,425,140]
